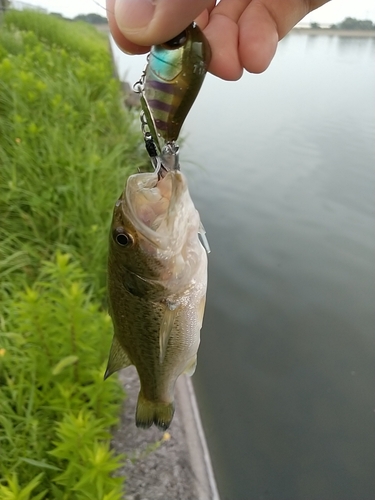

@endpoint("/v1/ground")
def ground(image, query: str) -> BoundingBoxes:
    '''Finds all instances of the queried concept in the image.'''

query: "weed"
[0,10,147,300]
[0,253,124,498]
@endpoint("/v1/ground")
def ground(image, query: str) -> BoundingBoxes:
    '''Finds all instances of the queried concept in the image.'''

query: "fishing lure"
[135,22,211,159]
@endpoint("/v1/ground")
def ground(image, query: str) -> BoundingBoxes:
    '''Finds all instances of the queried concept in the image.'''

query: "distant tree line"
[311,17,375,30]
[334,17,375,30]
[73,13,107,24]
[41,11,108,24]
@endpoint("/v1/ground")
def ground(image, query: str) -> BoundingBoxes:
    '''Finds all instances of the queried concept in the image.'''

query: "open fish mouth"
[124,170,192,250]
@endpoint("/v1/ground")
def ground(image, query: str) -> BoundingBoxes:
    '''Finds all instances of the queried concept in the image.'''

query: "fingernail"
[115,0,155,33]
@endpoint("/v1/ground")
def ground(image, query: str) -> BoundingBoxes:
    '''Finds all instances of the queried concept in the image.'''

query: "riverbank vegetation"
[0,9,144,498]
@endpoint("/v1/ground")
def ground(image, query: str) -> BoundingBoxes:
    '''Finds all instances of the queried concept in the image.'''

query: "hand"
[107,0,330,80]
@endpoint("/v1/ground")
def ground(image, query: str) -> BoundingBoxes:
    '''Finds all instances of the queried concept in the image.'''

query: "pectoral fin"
[159,306,178,364]
[198,295,206,329]
[198,221,211,254]
[104,335,132,380]
[183,355,197,377]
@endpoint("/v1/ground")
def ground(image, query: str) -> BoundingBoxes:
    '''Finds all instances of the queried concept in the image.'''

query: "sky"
[12,0,375,24]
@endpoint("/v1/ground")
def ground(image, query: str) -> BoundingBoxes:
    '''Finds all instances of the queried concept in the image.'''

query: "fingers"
[238,0,330,73]
[107,0,331,79]
[107,0,150,54]
[107,0,214,57]
[107,0,237,79]
[204,14,243,80]
[112,0,213,46]
[238,0,281,74]
[195,0,217,30]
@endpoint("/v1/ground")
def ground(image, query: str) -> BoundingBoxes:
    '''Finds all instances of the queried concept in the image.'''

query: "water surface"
[114,34,375,500]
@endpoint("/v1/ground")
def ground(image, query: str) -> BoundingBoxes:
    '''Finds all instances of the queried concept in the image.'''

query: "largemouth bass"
[105,169,207,430]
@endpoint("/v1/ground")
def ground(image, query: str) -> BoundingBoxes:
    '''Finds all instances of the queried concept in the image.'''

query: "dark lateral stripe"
[148,99,174,113]
[154,118,169,131]
[147,79,176,94]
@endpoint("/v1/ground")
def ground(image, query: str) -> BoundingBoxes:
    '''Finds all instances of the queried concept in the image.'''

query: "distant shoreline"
[291,28,375,37]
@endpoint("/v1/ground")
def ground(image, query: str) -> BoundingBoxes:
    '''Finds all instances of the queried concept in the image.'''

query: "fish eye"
[163,30,187,49]
[113,227,133,247]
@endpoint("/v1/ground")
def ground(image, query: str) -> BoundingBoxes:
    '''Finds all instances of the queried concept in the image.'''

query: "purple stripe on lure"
[154,119,169,131]
[148,99,174,113]
[147,80,176,94]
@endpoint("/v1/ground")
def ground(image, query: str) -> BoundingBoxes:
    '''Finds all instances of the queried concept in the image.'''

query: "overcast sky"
[15,0,375,24]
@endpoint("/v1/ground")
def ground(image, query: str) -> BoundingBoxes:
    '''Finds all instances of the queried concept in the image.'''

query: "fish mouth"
[124,170,190,250]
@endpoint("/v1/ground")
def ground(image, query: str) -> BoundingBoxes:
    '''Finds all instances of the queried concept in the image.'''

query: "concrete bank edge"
[176,375,221,500]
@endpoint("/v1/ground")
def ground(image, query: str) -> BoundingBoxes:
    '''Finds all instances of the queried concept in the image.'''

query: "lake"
[113,33,375,500]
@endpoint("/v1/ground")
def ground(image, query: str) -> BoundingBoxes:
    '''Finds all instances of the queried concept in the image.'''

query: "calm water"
[114,34,375,500]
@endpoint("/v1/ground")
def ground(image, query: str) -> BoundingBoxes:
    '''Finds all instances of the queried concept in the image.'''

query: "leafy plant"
[0,473,47,500]
[0,253,124,498]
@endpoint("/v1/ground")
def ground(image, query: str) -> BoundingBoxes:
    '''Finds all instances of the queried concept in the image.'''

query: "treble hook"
[143,132,169,179]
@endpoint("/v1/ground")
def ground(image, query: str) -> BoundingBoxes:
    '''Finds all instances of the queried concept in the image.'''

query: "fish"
[105,169,207,430]
[142,22,211,145]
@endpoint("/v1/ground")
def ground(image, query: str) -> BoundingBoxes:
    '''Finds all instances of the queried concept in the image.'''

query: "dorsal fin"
[104,335,132,380]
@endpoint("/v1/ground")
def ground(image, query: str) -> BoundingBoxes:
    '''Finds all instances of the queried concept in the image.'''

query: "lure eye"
[113,227,133,247]
[163,30,187,49]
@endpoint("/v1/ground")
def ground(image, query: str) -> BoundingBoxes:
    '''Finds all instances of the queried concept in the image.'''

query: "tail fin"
[135,392,175,431]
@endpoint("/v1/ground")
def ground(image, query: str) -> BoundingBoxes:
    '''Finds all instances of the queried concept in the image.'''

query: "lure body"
[143,23,211,143]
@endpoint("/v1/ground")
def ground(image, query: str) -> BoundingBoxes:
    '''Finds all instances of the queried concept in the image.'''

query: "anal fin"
[104,335,132,380]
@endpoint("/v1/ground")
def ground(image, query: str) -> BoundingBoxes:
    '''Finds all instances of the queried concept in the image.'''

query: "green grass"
[3,9,108,61]
[0,9,147,299]
[0,9,148,498]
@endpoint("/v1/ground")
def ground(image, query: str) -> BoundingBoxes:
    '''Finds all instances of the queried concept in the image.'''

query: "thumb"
[114,0,212,46]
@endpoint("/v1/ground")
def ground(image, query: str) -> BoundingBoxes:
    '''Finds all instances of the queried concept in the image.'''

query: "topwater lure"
[105,23,211,430]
